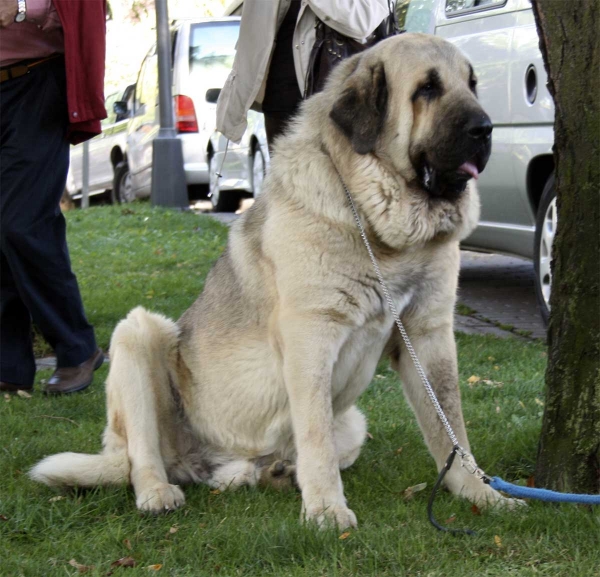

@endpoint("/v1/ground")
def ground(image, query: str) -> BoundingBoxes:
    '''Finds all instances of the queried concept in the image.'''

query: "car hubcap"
[538,196,556,310]
[252,149,264,197]
[121,171,134,203]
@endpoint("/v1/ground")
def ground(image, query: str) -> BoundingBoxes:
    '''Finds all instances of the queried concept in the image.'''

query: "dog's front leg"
[393,318,520,508]
[279,316,356,529]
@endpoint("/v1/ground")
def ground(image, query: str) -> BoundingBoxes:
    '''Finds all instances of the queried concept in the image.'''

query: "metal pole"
[81,140,90,209]
[151,0,188,207]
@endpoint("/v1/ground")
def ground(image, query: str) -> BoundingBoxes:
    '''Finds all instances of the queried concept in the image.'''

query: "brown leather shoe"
[44,349,104,395]
[0,381,33,393]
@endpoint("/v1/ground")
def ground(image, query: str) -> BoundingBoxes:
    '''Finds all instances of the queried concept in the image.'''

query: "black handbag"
[304,1,400,98]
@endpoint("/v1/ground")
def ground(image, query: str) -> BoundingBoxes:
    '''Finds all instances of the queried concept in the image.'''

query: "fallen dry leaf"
[146,564,162,571]
[534,398,544,407]
[123,538,132,550]
[17,389,32,399]
[339,532,351,540]
[0,514,8,521]
[4,394,10,402]
[110,556,136,569]
[48,495,65,503]
[403,482,427,500]
[68,559,94,573]
[366,432,373,440]
[395,447,403,455]
[494,535,502,548]
[494,365,500,371]
[488,356,495,362]
[471,504,482,516]
[496,406,501,413]
[445,515,457,524]
[467,375,481,385]
[527,476,535,488]
[210,489,221,495]
[169,525,179,534]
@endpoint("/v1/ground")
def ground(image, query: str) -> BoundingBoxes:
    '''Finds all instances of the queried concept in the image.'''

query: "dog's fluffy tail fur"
[30,306,180,489]
[29,447,130,488]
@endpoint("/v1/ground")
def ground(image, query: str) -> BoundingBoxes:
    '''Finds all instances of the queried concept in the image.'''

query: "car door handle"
[525,65,537,105]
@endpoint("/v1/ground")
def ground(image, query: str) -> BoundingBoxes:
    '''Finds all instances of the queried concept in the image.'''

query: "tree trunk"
[532,1,599,493]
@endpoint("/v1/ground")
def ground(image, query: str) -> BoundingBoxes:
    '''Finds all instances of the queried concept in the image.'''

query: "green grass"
[2,206,598,577]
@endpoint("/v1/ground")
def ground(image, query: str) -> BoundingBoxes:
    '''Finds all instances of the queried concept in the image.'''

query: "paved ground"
[457,251,546,340]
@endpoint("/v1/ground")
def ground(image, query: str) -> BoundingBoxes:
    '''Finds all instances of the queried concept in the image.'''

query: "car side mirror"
[205,88,221,104]
[113,101,128,116]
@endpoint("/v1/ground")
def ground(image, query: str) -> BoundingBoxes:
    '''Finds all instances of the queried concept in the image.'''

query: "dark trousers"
[264,110,298,153]
[0,57,96,387]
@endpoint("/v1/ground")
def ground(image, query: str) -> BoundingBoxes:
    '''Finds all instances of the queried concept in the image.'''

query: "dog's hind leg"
[106,307,186,513]
[335,405,367,471]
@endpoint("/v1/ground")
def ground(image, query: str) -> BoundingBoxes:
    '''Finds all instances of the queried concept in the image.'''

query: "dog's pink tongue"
[458,161,479,180]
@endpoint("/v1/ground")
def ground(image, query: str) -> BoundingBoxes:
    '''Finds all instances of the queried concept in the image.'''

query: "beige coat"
[216,0,389,142]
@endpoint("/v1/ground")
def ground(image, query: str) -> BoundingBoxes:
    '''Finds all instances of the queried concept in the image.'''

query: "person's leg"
[0,58,97,388]
[0,250,36,389]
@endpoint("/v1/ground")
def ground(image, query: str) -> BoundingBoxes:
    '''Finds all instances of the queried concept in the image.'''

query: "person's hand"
[0,0,18,28]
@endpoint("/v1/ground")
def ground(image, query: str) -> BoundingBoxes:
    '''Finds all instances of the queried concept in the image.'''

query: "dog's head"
[329,33,491,201]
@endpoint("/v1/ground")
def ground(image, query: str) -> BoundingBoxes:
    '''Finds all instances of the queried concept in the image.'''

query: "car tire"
[250,145,265,198]
[112,161,134,204]
[209,155,239,213]
[534,174,556,325]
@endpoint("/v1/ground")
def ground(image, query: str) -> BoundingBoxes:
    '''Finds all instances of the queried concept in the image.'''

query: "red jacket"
[54,0,107,144]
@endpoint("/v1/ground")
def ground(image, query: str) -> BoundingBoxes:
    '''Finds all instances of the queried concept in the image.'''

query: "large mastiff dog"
[32,34,517,528]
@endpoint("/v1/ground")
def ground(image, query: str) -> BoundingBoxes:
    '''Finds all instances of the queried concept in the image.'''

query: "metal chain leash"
[334,166,488,482]
[339,176,458,447]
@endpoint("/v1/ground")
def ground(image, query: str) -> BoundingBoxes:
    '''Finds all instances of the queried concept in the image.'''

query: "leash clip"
[456,446,490,482]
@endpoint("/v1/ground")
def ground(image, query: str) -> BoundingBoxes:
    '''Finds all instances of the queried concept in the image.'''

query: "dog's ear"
[330,61,388,155]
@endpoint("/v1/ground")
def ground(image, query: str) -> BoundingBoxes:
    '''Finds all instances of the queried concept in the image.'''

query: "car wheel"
[209,155,239,212]
[112,162,134,204]
[250,145,265,197]
[534,174,556,325]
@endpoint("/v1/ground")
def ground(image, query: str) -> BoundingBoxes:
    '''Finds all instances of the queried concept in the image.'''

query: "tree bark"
[532,0,599,493]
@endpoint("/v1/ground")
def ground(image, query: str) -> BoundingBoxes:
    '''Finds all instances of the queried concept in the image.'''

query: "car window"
[397,0,437,33]
[189,21,240,93]
[445,0,507,17]
[136,50,158,118]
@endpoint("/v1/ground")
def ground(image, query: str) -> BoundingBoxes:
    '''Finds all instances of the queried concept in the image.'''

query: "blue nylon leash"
[488,477,600,505]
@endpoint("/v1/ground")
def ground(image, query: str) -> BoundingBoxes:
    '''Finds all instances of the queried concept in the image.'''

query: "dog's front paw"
[457,479,526,510]
[136,483,185,513]
[303,502,357,529]
[474,485,526,510]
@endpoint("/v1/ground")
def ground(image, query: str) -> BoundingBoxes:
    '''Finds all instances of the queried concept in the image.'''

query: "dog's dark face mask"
[329,48,491,202]
[408,66,492,201]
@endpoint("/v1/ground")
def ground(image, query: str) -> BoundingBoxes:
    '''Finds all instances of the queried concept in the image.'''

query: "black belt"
[0,53,62,83]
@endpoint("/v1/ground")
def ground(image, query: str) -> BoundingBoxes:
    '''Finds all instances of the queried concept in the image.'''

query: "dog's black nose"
[467,114,493,140]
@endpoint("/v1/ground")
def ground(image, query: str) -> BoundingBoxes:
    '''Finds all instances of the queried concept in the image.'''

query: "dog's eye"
[412,69,444,103]
[413,81,441,102]
[469,78,478,94]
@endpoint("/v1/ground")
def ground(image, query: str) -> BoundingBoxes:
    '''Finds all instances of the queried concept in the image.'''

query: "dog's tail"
[30,306,180,489]
[29,444,130,488]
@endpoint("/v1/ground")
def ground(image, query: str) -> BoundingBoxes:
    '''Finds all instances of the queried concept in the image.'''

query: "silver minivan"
[124,17,241,200]
[400,0,556,321]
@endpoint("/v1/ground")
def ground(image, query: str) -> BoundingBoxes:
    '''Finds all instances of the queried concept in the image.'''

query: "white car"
[400,0,556,322]
[206,101,269,212]
[67,85,134,203]
[124,17,241,202]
